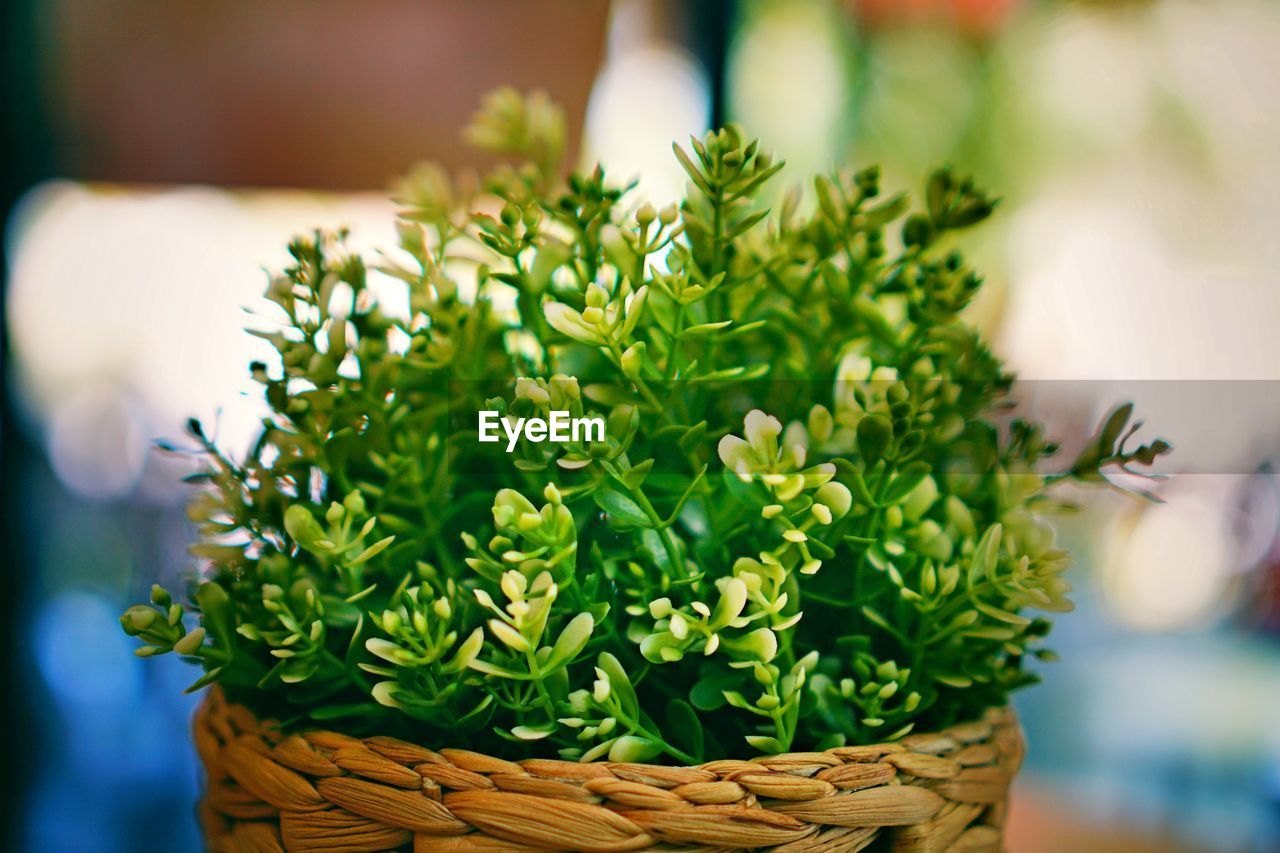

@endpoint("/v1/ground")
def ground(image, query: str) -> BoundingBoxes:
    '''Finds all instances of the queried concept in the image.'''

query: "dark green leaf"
[666,699,704,759]
[882,463,931,506]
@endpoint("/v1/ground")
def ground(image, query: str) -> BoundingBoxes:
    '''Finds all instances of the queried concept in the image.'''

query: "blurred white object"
[6,182,396,497]
[583,0,710,206]
[998,0,1280,481]
[1101,478,1241,631]
[728,1,849,184]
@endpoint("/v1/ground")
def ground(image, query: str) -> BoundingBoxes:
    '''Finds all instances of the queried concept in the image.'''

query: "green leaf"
[728,209,769,239]
[859,192,908,227]
[343,583,379,604]
[963,626,1017,641]
[456,695,496,729]
[662,467,707,527]
[283,504,326,551]
[814,175,842,221]
[851,295,897,342]
[673,143,715,196]
[468,659,533,680]
[183,667,223,694]
[321,596,362,629]
[678,422,708,454]
[609,735,662,763]
[678,320,733,338]
[310,702,385,720]
[666,699,704,759]
[881,463,931,506]
[345,614,367,669]
[973,599,1029,627]
[511,723,557,741]
[690,672,732,711]
[639,528,677,574]
[546,612,594,671]
[195,582,232,647]
[722,468,770,507]
[834,460,877,508]
[351,535,395,565]
[745,735,784,754]
[860,606,908,644]
[279,656,320,684]
[723,319,767,338]
[623,459,655,491]
[967,524,1003,588]
[593,488,652,528]
[580,737,620,763]
[597,652,638,717]
[1097,402,1134,451]
[926,170,950,221]
[856,415,893,466]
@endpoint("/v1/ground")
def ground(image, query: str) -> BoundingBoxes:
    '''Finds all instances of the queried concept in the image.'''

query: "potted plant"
[123,89,1167,852]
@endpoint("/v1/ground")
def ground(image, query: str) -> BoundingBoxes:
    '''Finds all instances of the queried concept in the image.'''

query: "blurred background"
[4,1,1280,850]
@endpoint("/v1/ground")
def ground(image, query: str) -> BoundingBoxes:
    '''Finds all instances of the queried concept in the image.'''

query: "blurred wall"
[41,0,610,188]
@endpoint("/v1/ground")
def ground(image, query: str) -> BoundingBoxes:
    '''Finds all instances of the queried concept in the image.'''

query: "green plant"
[124,88,1168,763]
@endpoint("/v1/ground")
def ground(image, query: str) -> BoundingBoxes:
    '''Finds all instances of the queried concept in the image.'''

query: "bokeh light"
[728,1,851,183]
[1101,483,1238,631]
[7,182,397,481]
[584,2,711,205]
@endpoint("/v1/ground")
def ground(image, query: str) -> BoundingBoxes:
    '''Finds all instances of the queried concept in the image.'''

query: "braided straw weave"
[196,687,1022,852]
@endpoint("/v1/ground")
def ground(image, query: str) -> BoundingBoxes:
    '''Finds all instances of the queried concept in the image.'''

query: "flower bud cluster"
[120,585,202,658]
[722,652,822,755]
[812,655,923,738]
[283,490,394,593]
[365,581,479,676]
[464,484,577,585]
[543,281,650,349]
[235,579,331,685]
[557,653,666,763]
[719,409,854,575]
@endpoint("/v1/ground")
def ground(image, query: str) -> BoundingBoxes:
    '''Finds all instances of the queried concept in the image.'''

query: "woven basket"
[195,687,1022,852]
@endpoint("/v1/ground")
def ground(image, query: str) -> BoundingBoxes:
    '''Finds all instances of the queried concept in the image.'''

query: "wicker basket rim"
[196,686,1023,852]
